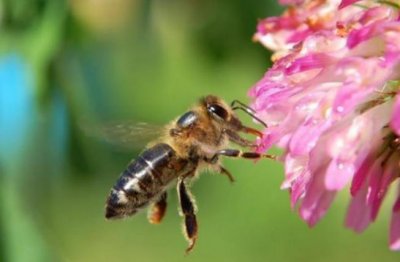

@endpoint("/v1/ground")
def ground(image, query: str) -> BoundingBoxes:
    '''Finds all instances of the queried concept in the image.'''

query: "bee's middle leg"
[148,192,168,224]
[177,178,198,254]
[211,149,276,163]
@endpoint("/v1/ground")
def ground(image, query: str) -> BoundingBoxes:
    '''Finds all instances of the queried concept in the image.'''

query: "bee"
[105,95,275,253]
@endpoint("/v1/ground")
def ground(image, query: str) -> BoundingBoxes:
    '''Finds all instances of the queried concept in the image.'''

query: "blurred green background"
[0,0,399,261]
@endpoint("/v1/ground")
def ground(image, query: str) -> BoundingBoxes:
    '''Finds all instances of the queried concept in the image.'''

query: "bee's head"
[201,95,263,137]
[172,95,232,132]
[171,95,264,140]
[201,95,233,125]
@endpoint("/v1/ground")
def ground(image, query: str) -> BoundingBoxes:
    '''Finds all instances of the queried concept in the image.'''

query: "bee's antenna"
[231,100,256,113]
[231,100,267,128]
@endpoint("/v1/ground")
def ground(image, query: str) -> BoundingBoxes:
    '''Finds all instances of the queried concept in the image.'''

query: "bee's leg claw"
[218,165,235,183]
[185,237,197,255]
[177,178,198,254]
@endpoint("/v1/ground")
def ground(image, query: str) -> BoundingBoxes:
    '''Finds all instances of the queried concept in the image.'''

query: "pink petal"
[285,54,335,75]
[290,171,309,208]
[325,159,355,190]
[331,60,386,115]
[347,24,377,49]
[350,154,375,196]
[256,16,298,35]
[256,127,281,152]
[345,181,372,233]
[300,189,336,227]
[390,94,400,136]
[338,0,359,9]
[282,153,304,189]
[282,154,312,208]
[287,29,312,43]
[369,156,398,221]
[299,157,336,227]
[289,120,327,156]
[358,7,393,25]
[279,0,304,5]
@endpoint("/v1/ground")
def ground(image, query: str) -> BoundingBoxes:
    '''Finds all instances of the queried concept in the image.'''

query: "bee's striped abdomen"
[105,143,185,219]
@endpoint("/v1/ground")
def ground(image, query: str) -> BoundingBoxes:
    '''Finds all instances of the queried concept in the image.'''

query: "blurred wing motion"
[82,121,164,150]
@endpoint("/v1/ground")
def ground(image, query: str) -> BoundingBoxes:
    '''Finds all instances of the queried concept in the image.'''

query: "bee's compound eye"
[177,111,197,128]
[208,104,228,120]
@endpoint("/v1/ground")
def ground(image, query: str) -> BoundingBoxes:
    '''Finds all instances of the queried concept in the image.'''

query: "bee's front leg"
[225,129,257,148]
[148,192,168,224]
[177,178,198,254]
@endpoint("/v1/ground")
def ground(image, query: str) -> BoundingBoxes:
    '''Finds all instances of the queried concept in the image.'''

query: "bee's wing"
[82,121,165,150]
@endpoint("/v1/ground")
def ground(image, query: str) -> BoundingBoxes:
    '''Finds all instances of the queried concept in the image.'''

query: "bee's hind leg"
[177,178,198,254]
[148,192,168,224]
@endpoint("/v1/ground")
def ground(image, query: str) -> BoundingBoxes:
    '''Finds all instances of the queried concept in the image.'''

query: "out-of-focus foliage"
[0,0,399,261]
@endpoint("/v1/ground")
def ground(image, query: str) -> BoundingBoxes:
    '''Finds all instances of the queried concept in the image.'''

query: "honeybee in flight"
[105,95,274,253]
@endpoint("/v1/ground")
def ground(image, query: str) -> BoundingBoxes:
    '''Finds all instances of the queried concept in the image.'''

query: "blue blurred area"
[49,87,69,169]
[0,54,35,166]
[0,53,52,262]
[0,52,69,173]
[0,1,399,261]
